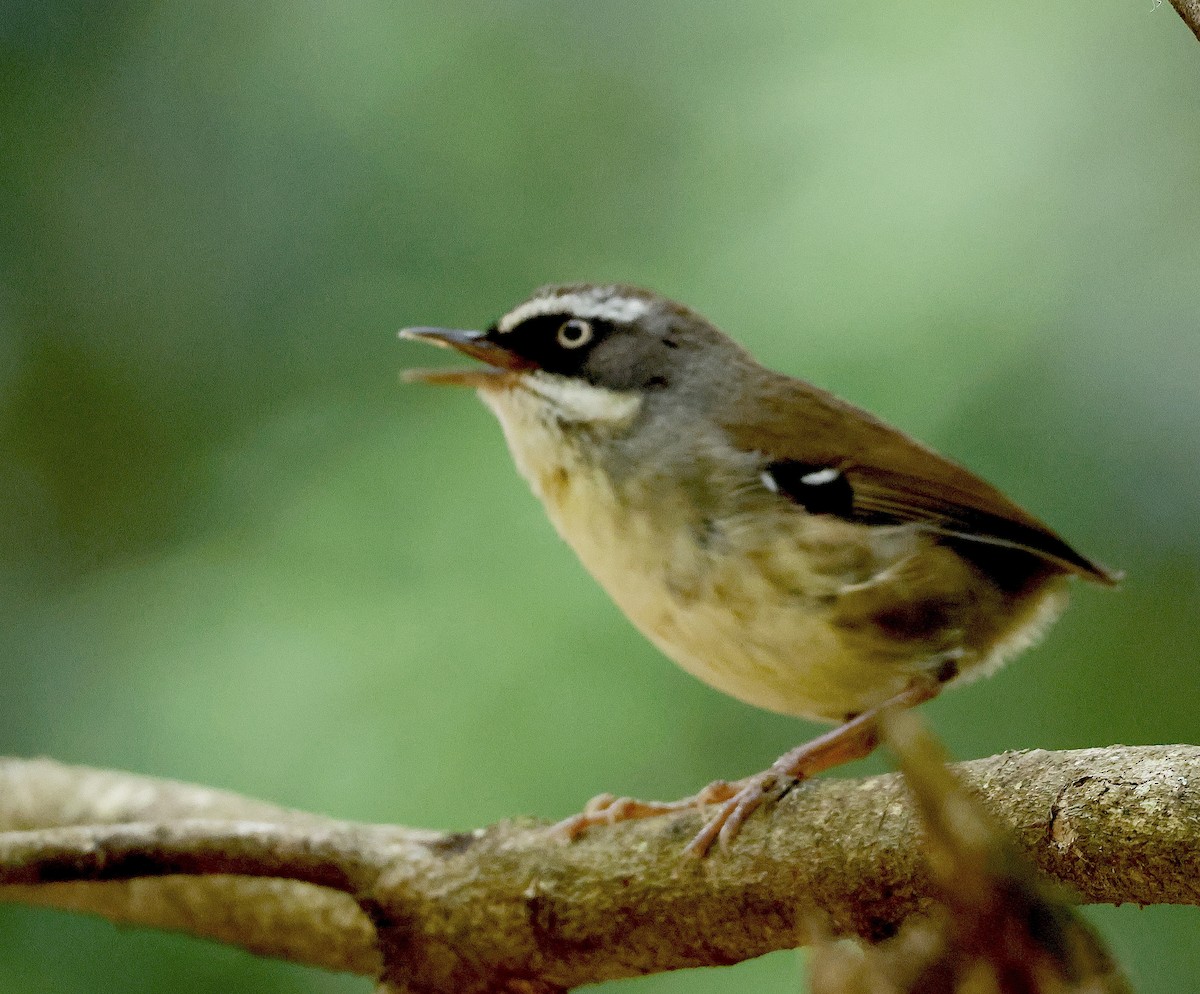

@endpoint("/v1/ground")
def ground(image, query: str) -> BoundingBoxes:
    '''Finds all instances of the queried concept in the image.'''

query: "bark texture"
[1171,0,1200,41]
[1,745,1197,992]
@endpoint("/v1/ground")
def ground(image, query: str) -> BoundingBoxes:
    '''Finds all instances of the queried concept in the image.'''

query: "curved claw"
[683,773,784,857]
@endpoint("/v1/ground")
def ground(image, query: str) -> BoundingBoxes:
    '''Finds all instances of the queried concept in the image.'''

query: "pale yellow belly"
[547,485,917,720]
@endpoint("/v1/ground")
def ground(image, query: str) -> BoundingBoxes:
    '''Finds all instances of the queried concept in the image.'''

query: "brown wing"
[722,371,1119,586]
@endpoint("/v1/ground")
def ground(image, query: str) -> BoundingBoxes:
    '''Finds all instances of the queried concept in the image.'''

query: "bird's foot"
[682,768,788,856]
[684,679,942,854]
[551,773,786,856]
[551,780,740,841]
[555,679,942,855]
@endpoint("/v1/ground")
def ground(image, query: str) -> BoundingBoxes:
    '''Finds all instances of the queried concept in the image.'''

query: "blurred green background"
[2,1,1198,991]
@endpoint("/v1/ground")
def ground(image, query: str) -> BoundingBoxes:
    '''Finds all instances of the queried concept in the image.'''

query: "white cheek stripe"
[497,290,650,333]
[521,372,642,424]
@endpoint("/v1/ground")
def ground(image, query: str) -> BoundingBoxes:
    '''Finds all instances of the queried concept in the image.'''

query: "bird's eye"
[556,319,593,349]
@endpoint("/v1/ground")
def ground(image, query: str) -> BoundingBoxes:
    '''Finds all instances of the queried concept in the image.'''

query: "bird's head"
[402,284,746,425]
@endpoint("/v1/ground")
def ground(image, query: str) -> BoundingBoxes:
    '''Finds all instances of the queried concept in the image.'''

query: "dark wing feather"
[723,371,1118,586]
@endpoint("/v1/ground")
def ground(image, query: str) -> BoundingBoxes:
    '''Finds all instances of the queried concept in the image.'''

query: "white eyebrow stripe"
[497,290,650,333]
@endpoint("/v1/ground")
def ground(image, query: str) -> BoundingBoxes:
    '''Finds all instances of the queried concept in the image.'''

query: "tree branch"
[1171,0,1200,42]
[2,746,1198,992]
[0,759,389,975]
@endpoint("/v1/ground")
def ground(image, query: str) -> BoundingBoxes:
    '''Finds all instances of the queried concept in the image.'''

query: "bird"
[400,283,1118,855]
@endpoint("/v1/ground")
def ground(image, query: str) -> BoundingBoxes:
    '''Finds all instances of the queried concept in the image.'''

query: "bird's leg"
[683,678,940,855]
[551,678,939,853]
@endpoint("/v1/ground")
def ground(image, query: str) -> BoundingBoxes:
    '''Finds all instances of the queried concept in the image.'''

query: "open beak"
[399,327,534,387]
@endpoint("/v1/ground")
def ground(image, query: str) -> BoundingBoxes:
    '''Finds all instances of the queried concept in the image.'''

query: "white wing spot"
[760,470,780,494]
[800,467,841,487]
[498,289,651,333]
